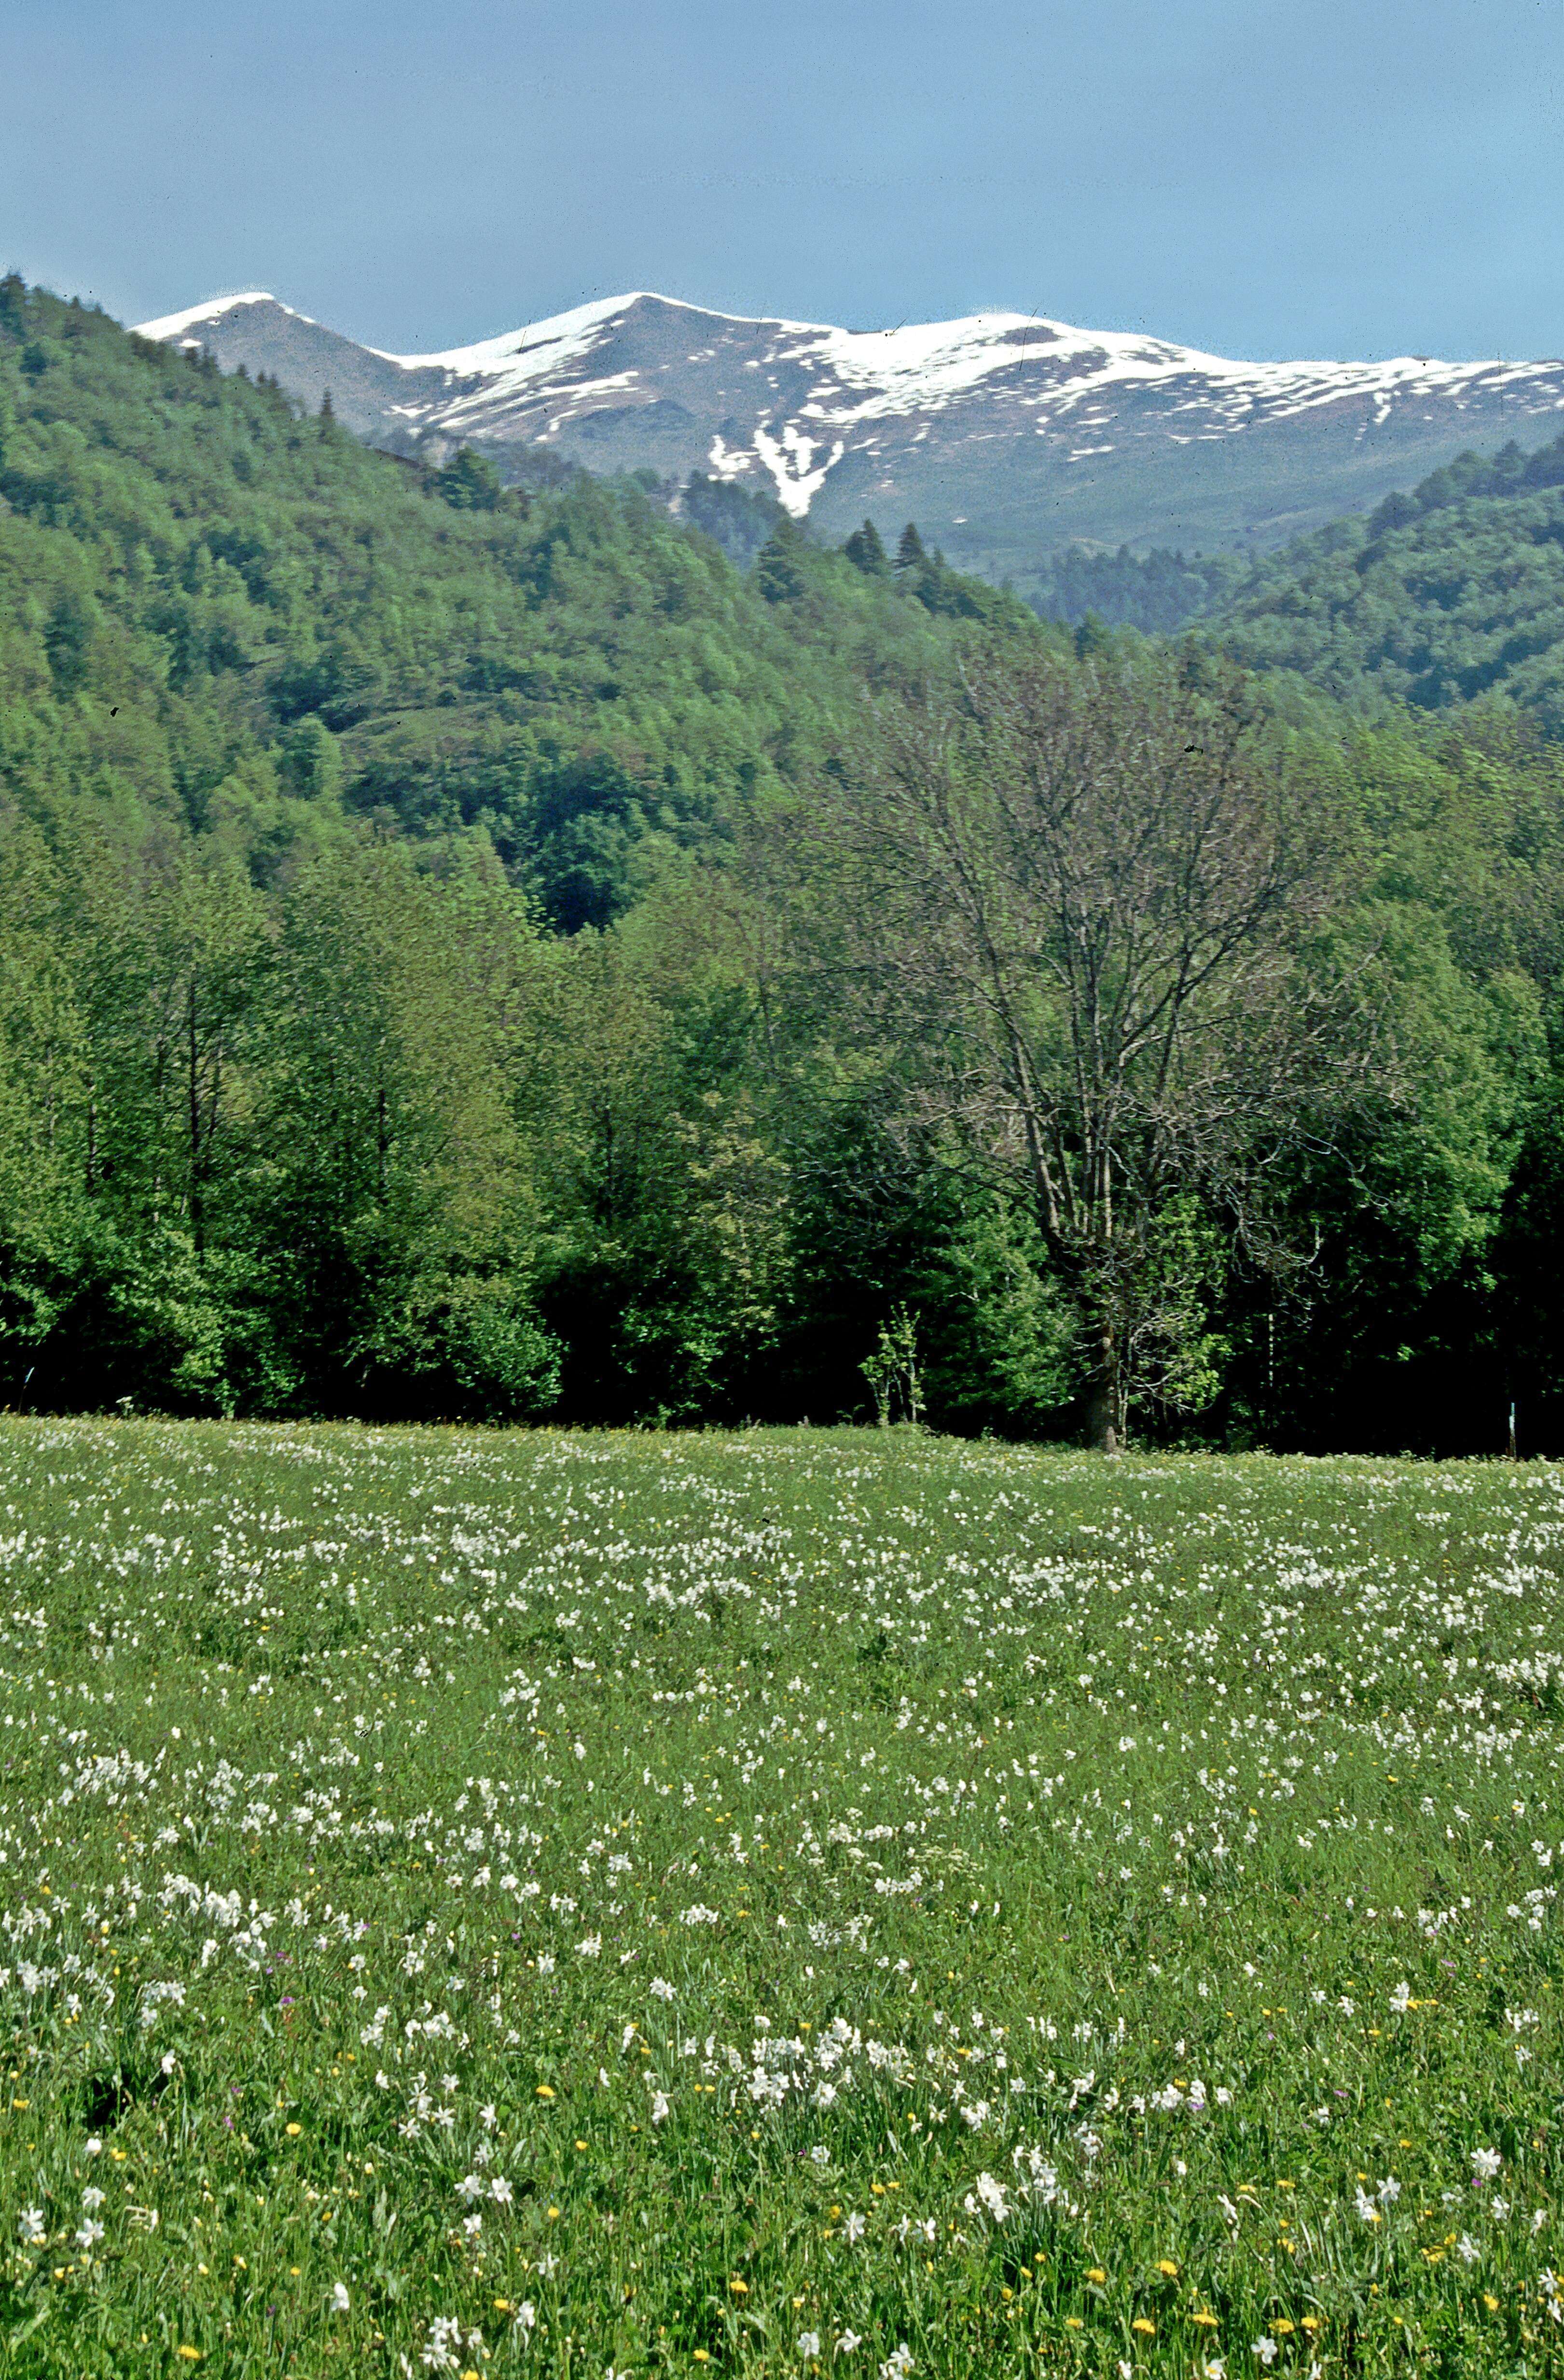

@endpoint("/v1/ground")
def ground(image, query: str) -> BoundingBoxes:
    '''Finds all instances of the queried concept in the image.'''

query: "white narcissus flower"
[332,2281,350,2311]
[1472,2146,1502,2182]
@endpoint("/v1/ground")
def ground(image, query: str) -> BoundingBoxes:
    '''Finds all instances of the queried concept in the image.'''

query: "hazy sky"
[6,0,1563,361]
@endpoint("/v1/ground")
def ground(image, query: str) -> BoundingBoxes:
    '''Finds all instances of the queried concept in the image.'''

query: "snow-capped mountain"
[135,289,1564,584]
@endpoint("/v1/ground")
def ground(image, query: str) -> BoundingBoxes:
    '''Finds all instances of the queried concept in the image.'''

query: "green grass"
[0,1420,1558,2378]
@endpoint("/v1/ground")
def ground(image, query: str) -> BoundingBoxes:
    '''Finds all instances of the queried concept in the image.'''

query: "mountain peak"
[133,287,1564,580]
[133,291,293,342]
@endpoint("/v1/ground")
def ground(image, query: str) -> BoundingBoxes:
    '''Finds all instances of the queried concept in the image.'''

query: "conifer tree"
[844,520,889,576]
[894,523,927,572]
[434,445,502,511]
[756,516,807,603]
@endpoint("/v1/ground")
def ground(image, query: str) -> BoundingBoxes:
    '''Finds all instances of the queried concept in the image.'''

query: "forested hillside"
[1214,433,1564,727]
[1035,430,1564,732]
[8,277,1564,1452]
[0,277,1020,930]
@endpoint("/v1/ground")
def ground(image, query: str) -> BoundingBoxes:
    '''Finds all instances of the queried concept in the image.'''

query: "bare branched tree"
[820,639,1377,1449]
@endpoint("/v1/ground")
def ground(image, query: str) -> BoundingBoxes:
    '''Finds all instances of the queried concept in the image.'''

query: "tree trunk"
[1087,1316,1121,1456]
[187,987,204,1254]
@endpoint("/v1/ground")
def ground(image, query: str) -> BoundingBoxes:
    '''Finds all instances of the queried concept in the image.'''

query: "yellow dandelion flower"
[1157,2259,1178,2276]
[1132,2317,1156,2336]
[1087,2267,1106,2283]
[1191,2312,1219,2327]
[536,2085,556,2100]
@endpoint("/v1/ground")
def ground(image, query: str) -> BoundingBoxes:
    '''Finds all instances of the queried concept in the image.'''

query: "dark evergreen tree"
[894,523,927,572]
[844,519,889,576]
[755,516,808,603]
[433,445,503,511]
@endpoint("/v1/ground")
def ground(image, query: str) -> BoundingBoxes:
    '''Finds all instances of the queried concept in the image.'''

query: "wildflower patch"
[0,1417,1556,2373]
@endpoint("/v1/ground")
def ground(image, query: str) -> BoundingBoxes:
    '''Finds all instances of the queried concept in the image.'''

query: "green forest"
[1032,426,1564,731]
[7,275,1564,1451]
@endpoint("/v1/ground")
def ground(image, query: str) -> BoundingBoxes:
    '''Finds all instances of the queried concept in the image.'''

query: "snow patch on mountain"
[750,424,846,515]
[373,292,646,381]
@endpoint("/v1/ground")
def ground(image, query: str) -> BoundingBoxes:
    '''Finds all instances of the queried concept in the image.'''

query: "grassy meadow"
[0,1420,1557,2378]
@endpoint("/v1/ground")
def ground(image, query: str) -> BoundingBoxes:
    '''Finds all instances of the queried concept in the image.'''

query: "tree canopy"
[8,277,1564,1452]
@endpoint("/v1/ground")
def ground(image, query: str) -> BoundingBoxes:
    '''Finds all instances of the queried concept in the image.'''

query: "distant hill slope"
[1028,431,1564,735]
[1211,436,1564,730]
[0,277,1023,928]
[135,288,1564,589]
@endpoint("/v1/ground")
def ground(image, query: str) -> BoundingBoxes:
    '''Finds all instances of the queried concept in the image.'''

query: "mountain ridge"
[135,288,1564,586]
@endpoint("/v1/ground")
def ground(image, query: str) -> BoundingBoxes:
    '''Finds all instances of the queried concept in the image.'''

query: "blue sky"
[5,0,1562,361]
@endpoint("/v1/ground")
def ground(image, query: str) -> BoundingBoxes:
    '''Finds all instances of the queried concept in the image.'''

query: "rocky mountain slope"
[136,289,1564,587]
